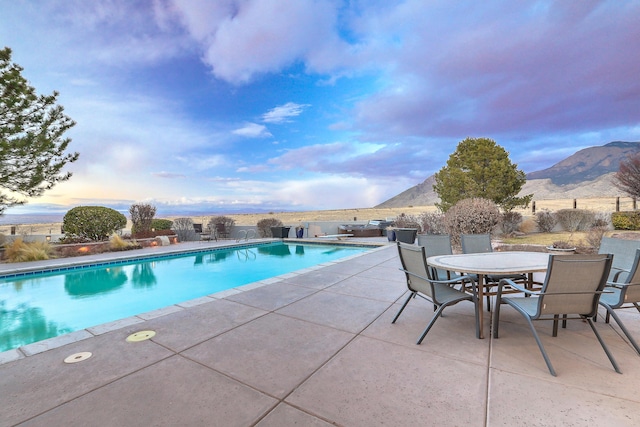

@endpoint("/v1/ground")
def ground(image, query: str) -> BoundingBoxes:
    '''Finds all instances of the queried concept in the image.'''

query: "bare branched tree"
[129,203,156,234]
[614,153,640,200]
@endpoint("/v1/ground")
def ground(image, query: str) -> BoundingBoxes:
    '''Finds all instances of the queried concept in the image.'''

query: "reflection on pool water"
[0,242,371,352]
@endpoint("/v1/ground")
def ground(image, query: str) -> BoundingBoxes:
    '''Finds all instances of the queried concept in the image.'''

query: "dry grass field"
[1,196,635,237]
[194,196,636,226]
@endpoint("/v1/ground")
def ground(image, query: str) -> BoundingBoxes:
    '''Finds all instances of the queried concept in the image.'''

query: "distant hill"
[377,175,441,208]
[526,141,640,185]
[376,141,640,208]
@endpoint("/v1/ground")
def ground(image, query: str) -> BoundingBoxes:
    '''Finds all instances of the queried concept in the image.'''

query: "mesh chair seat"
[599,287,623,308]
[431,282,474,306]
[500,296,538,317]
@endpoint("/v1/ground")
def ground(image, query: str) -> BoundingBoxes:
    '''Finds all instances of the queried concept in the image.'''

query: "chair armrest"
[497,278,538,296]
[605,281,626,289]
[430,274,475,286]
[399,269,478,297]
[611,267,630,282]
[539,289,614,296]
[399,268,435,284]
[400,268,475,286]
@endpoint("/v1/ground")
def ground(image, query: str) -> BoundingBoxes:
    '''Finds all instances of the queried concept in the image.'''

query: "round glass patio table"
[427,251,550,339]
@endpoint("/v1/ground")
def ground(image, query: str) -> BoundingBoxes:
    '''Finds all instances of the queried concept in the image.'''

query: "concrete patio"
[2,241,640,426]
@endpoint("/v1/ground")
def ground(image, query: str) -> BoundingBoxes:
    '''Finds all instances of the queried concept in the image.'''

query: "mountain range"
[376,141,640,208]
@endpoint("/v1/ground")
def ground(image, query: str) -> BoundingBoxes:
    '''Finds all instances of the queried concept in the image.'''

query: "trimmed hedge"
[151,219,173,230]
[611,211,640,230]
[62,206,127,241]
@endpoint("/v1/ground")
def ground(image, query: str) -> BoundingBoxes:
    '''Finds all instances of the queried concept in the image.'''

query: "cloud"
[262,102,310,124]
[163,0,348,84]
[266,141,427,180]
[232,123,273,138]
[176,154,228,171]
[349,1,640,144]
[152,172,187,179]
[236,165,271,173]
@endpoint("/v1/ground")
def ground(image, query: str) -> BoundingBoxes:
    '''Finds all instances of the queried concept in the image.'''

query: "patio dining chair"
[492,254,618,377]
[460,233,526,310]
[598,236,640,283]
[598,248,640,355]
[417,234,460,281]
[393,242,480,344]
[460,233,493,254]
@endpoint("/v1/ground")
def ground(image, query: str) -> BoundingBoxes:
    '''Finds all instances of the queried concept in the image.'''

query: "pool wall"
[0,239,381,279]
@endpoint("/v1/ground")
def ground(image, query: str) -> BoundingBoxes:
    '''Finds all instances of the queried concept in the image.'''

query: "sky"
[1,0,639,216]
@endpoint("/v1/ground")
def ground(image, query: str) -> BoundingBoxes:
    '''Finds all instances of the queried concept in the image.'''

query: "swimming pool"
[0,242,372,352]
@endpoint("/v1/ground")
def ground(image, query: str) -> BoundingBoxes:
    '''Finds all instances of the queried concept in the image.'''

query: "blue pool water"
[0,242,371,352]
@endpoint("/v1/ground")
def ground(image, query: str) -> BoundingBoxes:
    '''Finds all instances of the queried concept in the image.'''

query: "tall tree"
[614,153,640,200]
[433,137,532,211]
[0,47,79,214]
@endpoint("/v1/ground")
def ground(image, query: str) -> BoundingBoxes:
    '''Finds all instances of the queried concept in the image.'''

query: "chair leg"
[520,314,557,377]
[552,315,559,337]
[586,317,622,374]
[392,292,415,324]
[602,305,640,355]
[417,304,447,345]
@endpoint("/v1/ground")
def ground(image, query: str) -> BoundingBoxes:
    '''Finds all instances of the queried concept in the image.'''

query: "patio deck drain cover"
[126,330,156,342]
[64,352,92,364]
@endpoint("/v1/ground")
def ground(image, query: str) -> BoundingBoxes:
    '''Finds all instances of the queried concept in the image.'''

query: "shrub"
[151,219,173,230]
[444,198,501,246]
[129,203,156,234]
[417,212,446,234]
[172,217,196,241]
[4,238,54,262]
[393,213,422,231]
[209,215,235,230]
[611,211,640,230]
[535,210,557,233]
[257,218,283,237]
[4,238,26,261]
[109,234,140,251]
[58,235,92,244]
[591,212,610,228]
[500,211,523,235]
[62,206,127,241]
[519,217,537,234]
[555,209,595,232]
[585,225,608,249]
